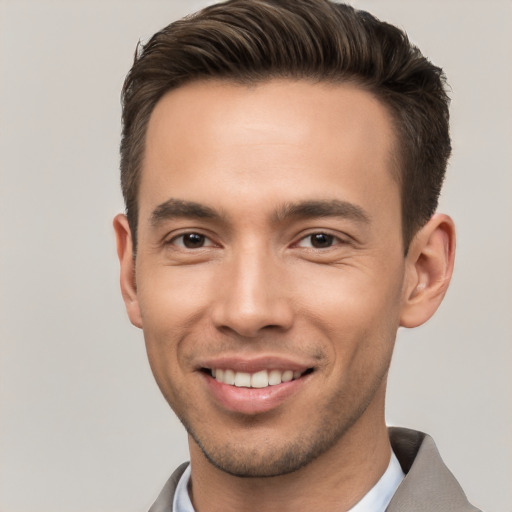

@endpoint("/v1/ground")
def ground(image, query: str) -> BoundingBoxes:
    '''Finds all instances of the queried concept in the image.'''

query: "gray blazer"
[149,427,481,512]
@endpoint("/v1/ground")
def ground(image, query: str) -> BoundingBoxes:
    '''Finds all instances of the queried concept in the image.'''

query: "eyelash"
[167,231,346,250]
[168,232,216,249]
[294,232,345,249]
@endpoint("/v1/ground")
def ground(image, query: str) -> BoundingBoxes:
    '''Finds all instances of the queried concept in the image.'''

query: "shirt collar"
[173,450,405,512]
[348,450,405,512]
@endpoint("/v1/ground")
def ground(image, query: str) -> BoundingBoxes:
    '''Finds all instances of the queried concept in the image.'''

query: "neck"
[188,411,391,512]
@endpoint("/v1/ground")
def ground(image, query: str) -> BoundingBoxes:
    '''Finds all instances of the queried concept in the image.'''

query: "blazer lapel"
[386,427,481,512]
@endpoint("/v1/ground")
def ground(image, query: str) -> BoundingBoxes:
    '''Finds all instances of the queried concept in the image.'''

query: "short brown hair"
[121,0,451,252]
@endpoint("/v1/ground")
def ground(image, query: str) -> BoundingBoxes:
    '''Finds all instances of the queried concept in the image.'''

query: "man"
[113,1,481,510]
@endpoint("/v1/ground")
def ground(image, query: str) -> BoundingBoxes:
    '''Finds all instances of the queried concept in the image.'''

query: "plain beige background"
[0,1,510,511]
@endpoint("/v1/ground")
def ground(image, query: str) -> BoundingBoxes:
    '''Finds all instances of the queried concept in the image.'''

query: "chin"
[185,410,362,478]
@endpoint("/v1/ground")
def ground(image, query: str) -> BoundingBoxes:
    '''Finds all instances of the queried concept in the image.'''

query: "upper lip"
[197,355,316,373]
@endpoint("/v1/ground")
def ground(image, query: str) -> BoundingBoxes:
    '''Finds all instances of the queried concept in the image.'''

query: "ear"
[400,213,456,328]
[113,214,143,328]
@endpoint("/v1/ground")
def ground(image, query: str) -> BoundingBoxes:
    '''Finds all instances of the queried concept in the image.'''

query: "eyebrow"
[150,197,370,228]
[273,200,370,224]
[150,198,221,226]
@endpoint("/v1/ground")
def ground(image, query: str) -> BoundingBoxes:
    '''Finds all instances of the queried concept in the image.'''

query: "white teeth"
[213,368,305,388]
[234,372,251,387]
[281,370,293,382]
[224,369,235,385]
[268,370,282,385]
[251,370,269,388]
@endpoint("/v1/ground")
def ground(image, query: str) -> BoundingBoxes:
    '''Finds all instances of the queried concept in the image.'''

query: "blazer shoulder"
[387,427,482,512]
[148,462,190,512]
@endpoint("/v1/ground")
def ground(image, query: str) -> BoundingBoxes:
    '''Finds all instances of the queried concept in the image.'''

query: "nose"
[211,247,294,338]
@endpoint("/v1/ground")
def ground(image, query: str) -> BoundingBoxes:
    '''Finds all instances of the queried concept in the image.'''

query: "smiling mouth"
[202,368,314,389]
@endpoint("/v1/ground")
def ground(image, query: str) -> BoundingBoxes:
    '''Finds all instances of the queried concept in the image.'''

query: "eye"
[170,232,215,249]
[296,233,338,249]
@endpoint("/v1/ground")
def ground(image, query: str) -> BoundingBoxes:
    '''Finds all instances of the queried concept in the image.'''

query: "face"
[124,80,408,476]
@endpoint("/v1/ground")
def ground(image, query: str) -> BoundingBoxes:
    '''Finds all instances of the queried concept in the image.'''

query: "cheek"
[135,266,215,387]
[294,260,404,321]
[137,264,213,332]
[292,262,404,361]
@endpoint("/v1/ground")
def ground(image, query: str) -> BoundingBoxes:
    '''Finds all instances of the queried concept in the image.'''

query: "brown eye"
[296,232,338,249]
[172,232,214,249]
[310,233,334,248]
[182,233,205,248]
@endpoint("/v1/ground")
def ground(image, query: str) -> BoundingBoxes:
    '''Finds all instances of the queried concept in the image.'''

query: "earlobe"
[113,214,143,328]
[400,214,456,328]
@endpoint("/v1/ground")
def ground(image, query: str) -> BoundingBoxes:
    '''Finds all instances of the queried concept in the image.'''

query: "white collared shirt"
[348,451,404,511]
[173,451,405,512]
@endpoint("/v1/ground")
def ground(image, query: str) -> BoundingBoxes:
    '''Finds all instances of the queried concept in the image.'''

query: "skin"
[114,79,455,512]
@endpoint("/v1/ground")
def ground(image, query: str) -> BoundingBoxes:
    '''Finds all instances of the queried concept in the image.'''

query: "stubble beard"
[186,413,358,478]
[177,371,388,478]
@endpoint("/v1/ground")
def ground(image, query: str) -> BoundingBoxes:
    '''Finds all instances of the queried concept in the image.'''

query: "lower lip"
[203,373,309,415]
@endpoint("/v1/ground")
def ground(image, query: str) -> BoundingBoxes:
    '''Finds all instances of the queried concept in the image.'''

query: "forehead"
[140,79,400,226]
